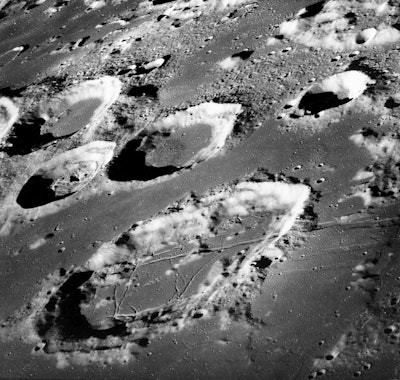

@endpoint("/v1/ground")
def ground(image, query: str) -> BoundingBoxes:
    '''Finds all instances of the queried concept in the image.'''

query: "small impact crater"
[108,102,242,181]
[218,50,254,70]
[4,77,121,155]
[279,0,400,50]
[17,141,115,208]
[283,71,373,117]
[39,76,122,138]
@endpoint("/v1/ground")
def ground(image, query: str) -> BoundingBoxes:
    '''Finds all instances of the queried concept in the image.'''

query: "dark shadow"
[385,97,400,109]
[232,50,254,60]
[252,257,272,269]
[171,20,181,28]
[117,68,132,76]
[347,60,388,96]
[3,111,82,155]
[152,0,174,4]
[3,117,56,156]
[299,0,325,18]
[344,11,357,25]
[157,14,168,22]
[0,85,27,97]
[37,271,128,346]
[16,175,68,208]
[26,2,43,10]
[355,32,368,44]
[360,127,379,138]
[108,138,179,181]
[347,58,384,80]
[128,84,159,98]
[77,35,90,47]
[298,91,351,114]
[135,337,150,347]
[54,0,70,7]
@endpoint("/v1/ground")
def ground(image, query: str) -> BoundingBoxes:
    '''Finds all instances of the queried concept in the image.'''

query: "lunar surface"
[1,0,400,379]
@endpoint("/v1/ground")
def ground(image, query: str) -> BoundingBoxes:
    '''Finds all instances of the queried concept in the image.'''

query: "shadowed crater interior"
[36,271,128,353]
[299,0,325,18]
[4,98,100,155]
[252,256,272,269]
[128,84,159,98]
[3,116,55,156]
[232,50,254,60]
[298,91,351,115]
[152,0,174,4]
[107,138,179,181]
[16,175,68,209]
[385,97,400,109]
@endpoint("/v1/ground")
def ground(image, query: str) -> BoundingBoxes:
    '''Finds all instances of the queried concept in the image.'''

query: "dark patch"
[344,12,357,25]
[26,0,43,10]
[153,0,174,4]
[252,256,272,269]
[128,84,159,98]
[250,168,302,184]
[299,1,325,18]
[16,175,66,209]
[360,127,379,138]
[115,232,134,248]
[141,310,162,324]
[231,50,254,60]
[54,0,70,6]
[300,204,319,231]
[107,138,179,181]
[18,44,30,54]
[0,85,27,97]
[37,271,93,337]
[78,36,90,47]
[157,14,168,21]
[385,97,400,109]
[115,115,128,125]
[3,116,55,156]
[117,68,132,76]
[298,91,351,115]
[135,337,150,347]
[355,33,367,44]
[36,270,129,352]
[347,58,387,81]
